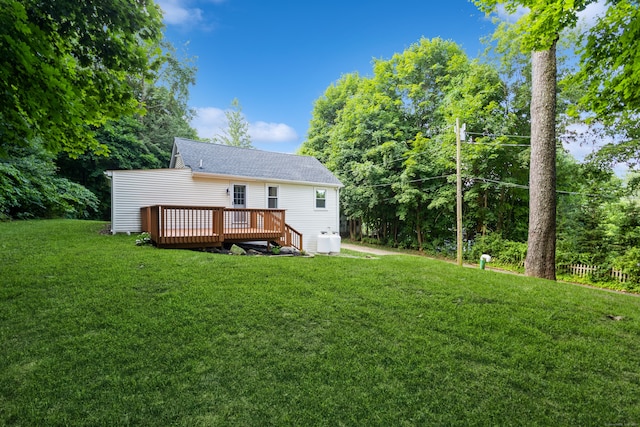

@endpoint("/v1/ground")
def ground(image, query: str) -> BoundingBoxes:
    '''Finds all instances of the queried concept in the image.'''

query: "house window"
[315,188,327,209]
[268,186,278,209]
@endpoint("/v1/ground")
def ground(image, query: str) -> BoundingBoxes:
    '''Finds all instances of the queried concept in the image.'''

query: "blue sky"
[158,0,497,153]
[158,0,608,159]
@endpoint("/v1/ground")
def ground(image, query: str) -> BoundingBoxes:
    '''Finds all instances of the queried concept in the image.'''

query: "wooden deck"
[140,205,303,250]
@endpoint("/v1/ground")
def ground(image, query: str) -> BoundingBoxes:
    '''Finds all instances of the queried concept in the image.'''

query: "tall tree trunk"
[416,209,423,250]
[525,45,557,280]
[393,221,398,245]
[477,192,485,235]
[497,188,505,233]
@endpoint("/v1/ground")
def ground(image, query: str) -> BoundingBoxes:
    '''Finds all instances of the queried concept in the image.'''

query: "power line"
[364,174,453,188]
[465,141,531,147]
[352,174,614,199]
[355,127,532,166]
[472,177,529,190]
[470,177,617,199]
[466,131,531,139]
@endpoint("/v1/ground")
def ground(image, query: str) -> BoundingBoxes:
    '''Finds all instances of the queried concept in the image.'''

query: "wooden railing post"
[217,207,225,243]
[250,211,257,229]
[138,206,302,250]
[140,206,149,232]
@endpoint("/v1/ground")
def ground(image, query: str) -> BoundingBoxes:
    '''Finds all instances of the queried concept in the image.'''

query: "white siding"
[241,182,265,209]
[274,182,340,253]
[110,169,230,233]
[110,169,341,252]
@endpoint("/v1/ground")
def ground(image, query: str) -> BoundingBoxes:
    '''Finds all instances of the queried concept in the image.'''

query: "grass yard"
[1,220,640,426]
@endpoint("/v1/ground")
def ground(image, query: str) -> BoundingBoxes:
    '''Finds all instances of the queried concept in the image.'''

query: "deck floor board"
[142,206,302,250]
[162,228,280,238]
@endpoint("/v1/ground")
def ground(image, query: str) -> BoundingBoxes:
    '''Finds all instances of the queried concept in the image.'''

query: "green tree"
[138,41,199,164]
[330,77,406,244]
[559,0,640,176]
[302,38,522,252]
[0,142,98,219]
[473,0,596,279]
[0,0,163,157]
[574,0,640,120]
[214,98,253,148]
[299,73,363,166]
[56,117,157,220]
[56,40,200,219]
[555,157,622,265]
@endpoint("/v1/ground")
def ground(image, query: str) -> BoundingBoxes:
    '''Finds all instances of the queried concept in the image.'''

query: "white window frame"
[315,187,327,210]
[267,185,279,209]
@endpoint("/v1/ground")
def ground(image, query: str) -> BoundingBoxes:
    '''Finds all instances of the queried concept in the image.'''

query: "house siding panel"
[110,169,340,252]
[110,169,229,233]
[276,183,339,253]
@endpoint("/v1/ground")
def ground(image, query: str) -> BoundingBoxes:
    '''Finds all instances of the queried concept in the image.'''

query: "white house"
[106,137,343,252]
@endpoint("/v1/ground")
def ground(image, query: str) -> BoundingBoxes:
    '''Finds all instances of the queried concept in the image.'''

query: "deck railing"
[140,205,301,250]
[141,205,224,248]
[281,223,303,250]
[223,208,285,239]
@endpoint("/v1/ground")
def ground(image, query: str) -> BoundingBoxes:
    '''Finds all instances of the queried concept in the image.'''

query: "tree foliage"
[213,98,253,148]
[55,40,200,220]
[0,143,98,219]
[137,41,199,164]
[476,0,595,51]
[0,0,163,157]
[302,34,635,280]
[301,38,531,252]
[472,0,600,279]
[567,0,640,172]
[573,0,640,120]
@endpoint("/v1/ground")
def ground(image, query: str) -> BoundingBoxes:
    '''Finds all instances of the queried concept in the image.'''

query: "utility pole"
[455,119,465,267]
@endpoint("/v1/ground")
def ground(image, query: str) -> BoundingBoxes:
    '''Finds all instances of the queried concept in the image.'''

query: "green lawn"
[1,220,640,426]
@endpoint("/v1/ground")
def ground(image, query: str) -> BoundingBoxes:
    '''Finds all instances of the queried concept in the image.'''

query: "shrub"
[613,247,640,290]
[468,233,527,267]
[0,147,98,220]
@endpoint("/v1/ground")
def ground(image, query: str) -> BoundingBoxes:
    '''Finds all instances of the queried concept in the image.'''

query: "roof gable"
[171,138,342,186]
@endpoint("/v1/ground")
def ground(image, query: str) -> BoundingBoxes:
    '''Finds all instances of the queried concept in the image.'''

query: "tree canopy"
[213,98,253,148]
[570,0,640,171]
[302,33,637,283]
[301,38,531,251]
[574,0,640,119]
[472,0,603,280]
[55,40,200,220]
[0,0,163,157]
[474,0,595,51]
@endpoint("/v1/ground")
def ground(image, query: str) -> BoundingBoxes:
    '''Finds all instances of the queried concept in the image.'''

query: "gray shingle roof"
[171,138,342,186]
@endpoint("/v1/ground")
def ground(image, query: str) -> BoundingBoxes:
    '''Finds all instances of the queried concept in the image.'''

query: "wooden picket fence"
[558,264,629,283]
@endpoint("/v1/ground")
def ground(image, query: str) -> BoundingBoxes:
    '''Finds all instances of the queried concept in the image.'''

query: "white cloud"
[577,0,608,28]
[192,107,299,143]
[495,4,529,23]
[494,1,607,27]
[191,107,227,140]
[249,122,298,142]
[156,0,203,26]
